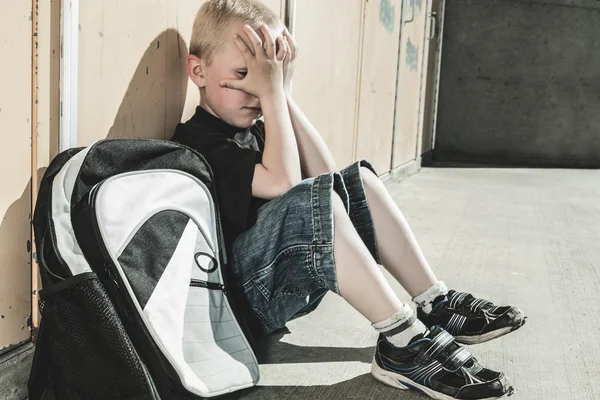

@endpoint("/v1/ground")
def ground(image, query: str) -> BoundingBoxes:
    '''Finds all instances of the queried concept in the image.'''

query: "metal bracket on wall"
[403,0,415,23]
[427,11,438,40]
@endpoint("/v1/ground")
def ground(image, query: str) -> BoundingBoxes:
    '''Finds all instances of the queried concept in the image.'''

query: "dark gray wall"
[434,0,600,167]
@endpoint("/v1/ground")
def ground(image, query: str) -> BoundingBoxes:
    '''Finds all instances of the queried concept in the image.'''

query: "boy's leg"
[339,161,437,296]
[330,188,513,400]
[232,169,513,399]
[350,162,525,344]
[330,192,427,344]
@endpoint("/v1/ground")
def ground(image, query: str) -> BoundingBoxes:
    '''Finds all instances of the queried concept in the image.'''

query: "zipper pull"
[105,265,120,289]
[191,279,225,291]
[210,282,225,291]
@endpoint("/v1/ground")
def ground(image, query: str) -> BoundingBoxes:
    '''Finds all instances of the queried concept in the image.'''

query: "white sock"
[413,281,449,314]
[372,304,428,348]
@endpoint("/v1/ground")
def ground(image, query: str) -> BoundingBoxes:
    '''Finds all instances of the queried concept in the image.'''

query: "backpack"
[28,138,260,399]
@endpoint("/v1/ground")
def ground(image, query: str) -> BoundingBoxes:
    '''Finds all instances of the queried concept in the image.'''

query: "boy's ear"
[187,54,206,88]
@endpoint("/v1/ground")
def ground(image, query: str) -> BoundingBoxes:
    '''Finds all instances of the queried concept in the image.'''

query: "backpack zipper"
[190,279,225,291]
[89,182,171,397]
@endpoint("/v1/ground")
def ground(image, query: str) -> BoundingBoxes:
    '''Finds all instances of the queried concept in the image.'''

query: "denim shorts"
[229,160,380,338]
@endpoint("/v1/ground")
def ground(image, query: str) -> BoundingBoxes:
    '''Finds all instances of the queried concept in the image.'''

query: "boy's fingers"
[276,37,285,61]
[283,37,290,59]
[232,34,254,60]
[282,37,290,63]
[236,32,255,56]
[243,25,265,58]
[283,29,298,60]
[219,79,242,91]
[260,24,276,59]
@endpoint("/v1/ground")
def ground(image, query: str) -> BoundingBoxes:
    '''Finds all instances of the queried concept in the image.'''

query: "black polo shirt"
[171,106,269,256]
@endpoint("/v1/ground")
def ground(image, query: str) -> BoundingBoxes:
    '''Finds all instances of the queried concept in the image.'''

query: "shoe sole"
[371,357,513,400]
[454,311,527,345]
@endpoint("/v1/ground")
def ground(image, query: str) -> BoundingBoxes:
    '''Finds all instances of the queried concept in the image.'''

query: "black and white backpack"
[28,139,259,399]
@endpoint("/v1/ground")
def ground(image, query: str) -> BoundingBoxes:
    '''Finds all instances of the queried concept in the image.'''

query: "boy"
[171,1,525,399]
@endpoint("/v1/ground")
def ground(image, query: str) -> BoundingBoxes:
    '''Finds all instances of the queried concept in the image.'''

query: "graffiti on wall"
[406,37,419,72]
[414,0,423,14]
[379,0,395,33]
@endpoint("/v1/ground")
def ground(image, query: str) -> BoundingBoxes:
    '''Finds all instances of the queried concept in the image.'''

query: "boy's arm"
[254,88,302,198]
[221,24,302,199]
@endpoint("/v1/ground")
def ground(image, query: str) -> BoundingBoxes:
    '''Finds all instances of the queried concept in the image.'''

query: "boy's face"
[189,21,284,128]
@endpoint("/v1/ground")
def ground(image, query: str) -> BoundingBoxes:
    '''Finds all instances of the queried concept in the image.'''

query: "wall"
[77,1,196,146]
[293,0,437,174]
[354,0,403,173]
[435,0,600,167]
[292,0,365,168]
[392,0,437,168]
[0,2,34,352]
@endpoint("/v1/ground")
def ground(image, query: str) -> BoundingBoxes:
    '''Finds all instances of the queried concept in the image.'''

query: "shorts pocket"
[251,245,316,303]
[242,246,319,333]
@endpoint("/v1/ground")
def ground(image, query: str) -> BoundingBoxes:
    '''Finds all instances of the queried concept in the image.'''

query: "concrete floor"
[226,167,600,400]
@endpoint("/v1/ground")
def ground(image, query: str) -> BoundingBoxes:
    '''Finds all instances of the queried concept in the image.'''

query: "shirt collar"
[191,106,244,137]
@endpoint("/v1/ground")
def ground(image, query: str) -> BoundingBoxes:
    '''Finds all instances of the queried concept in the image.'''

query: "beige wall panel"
[0,3,33,349]
[355,0,402,173]
[78,1,190,145]
[175,0,206,124]
[392,0,428,167]
[37,0,61,172]
[34,0,62,304]
[292,0,364,168]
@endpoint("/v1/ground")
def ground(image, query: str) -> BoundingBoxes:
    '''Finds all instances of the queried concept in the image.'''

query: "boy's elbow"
[275,174,303,195]
[277,178,299,195]
[289,175,303,188]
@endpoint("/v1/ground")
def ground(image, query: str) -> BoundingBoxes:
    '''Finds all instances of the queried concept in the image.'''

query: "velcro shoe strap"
[449,292,469,309]
[414,329,454,366]
[470,298,492,313]
[442,347,473,372]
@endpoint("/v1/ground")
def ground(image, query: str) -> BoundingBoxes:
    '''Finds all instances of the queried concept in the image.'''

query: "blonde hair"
[190,0,283,64]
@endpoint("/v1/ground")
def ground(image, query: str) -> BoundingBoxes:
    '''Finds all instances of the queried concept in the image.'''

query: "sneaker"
[371,327,514,399]
[418,291,526,345]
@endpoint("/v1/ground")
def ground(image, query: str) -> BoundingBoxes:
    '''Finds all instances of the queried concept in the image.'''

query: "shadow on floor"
[222,373,428,400]
[254,328,375,365]
[219,328,427,400]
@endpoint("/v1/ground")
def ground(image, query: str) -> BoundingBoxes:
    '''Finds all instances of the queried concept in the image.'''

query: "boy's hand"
[282,29,298,95]
[220,24,287,99]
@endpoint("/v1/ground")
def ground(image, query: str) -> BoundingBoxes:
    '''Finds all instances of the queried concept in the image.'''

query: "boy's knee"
[359,166,379,188]
[331,191,347,214]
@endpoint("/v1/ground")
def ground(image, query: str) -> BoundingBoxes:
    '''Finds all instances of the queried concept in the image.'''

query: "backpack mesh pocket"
[28,272,157,400]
